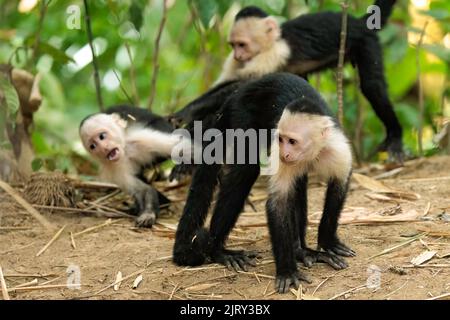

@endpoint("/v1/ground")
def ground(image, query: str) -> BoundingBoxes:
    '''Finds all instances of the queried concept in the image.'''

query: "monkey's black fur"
[169,80,244,128]
[173,74,354,290]
[105,105,174,134]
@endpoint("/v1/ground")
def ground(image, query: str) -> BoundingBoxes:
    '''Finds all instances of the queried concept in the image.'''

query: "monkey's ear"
[264,17,280,38]
[320,117,334,137]
[111,113,127,129]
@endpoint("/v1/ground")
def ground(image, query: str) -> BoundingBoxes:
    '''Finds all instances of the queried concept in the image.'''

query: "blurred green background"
[0,0,449,174]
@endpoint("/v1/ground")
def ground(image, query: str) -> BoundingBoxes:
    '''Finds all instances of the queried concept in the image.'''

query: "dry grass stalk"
[73,219,121,237]
[10,278,38,289]
[36,225,66,257]
[427,292,450,300]
[0,266,10,300]
[70,232,76,249]
[328,284,366,300]
[8,284,82,292]
[369,233,426,260]
[169,284,179,300]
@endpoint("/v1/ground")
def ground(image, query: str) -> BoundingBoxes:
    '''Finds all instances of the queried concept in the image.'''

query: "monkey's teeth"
[107,148,119,161]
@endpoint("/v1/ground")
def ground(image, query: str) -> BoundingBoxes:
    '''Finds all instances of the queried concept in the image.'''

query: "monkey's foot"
[376,136,404,164]
[135,212,156,228]
[295,247,348,270]
[276,271,311,294]
[212,249,259,272]
[319,240,356,258]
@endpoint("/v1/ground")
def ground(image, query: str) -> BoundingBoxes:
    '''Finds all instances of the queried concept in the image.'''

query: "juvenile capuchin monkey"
[267,99,355,293]
[79,105,183,228]
[215,0,404,162]
[173,73,354,293]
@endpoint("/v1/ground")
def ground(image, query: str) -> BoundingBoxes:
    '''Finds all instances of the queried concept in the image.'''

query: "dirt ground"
[1,155,449,300]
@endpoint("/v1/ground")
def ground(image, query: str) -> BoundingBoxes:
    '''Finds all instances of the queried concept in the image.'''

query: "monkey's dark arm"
[291,175,348,269]
[318,177,356,257]
[266,195,310,294]
[173,163,221,266]
[208,164,261,271]
[131,179,161,228]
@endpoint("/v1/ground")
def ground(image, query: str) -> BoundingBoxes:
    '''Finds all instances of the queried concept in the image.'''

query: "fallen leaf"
[132,275,143,289]
[114,271,122,291]
[353,173,420,201]
[411,250,437,266]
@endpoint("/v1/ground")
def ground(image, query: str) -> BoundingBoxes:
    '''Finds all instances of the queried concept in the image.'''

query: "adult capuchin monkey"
[215,0,404,162]
[79,105,184,228]
[173,73,355,293]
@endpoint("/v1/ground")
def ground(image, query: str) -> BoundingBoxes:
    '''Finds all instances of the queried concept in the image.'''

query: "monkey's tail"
[363,0,396,29]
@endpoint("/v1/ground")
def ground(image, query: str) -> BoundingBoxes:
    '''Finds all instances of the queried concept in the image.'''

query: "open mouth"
[107,148,120,161]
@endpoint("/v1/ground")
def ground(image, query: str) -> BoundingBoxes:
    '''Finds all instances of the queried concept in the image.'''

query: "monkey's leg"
[173,163,221,266]
[208,164,260,271]
[267,195,310,294]
[292,176,348,269]
[318,177,356,257]
[357,36,404,163]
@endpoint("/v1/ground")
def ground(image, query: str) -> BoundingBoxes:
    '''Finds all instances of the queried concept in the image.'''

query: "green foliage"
[0,72,20,126]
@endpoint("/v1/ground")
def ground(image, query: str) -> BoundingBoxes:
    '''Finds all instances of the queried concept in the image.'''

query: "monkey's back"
[222,73,332,130]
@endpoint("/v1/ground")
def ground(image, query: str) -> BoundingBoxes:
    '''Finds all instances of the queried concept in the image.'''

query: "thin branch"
[83,0,104,111]
[125,42,140,105]
[353,67,364,164]
[147,0,168,110]
[31,0,51,67]
[112,69,133,105]
[336,1,349,126]
[416,21,429,157]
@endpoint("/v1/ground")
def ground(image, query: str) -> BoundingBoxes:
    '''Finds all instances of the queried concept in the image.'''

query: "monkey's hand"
[136,212,157,228]
[295,247,348,270]
[173,228,211,266]
[318,237,356,258]
[133,183,160,228]
[211,249,259,272]
[275,271,311,294]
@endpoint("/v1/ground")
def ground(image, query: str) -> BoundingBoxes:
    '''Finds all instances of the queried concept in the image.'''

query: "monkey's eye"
[89,143,96,150]
[237,42,246,48]
[99,132,106,140]
[288,138,297,145]
[278,136,283,143]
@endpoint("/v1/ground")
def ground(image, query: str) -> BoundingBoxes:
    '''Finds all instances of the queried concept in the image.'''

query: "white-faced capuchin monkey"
[79,105,182,228]
[173,73,355,293]
[267,99,355,293]
[215,0,404,162]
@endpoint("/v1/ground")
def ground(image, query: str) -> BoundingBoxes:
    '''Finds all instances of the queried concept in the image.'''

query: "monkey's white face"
[80,114,126,163]
[278,133,313,165]
[277,111,334,165]
[229,17,280,63]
